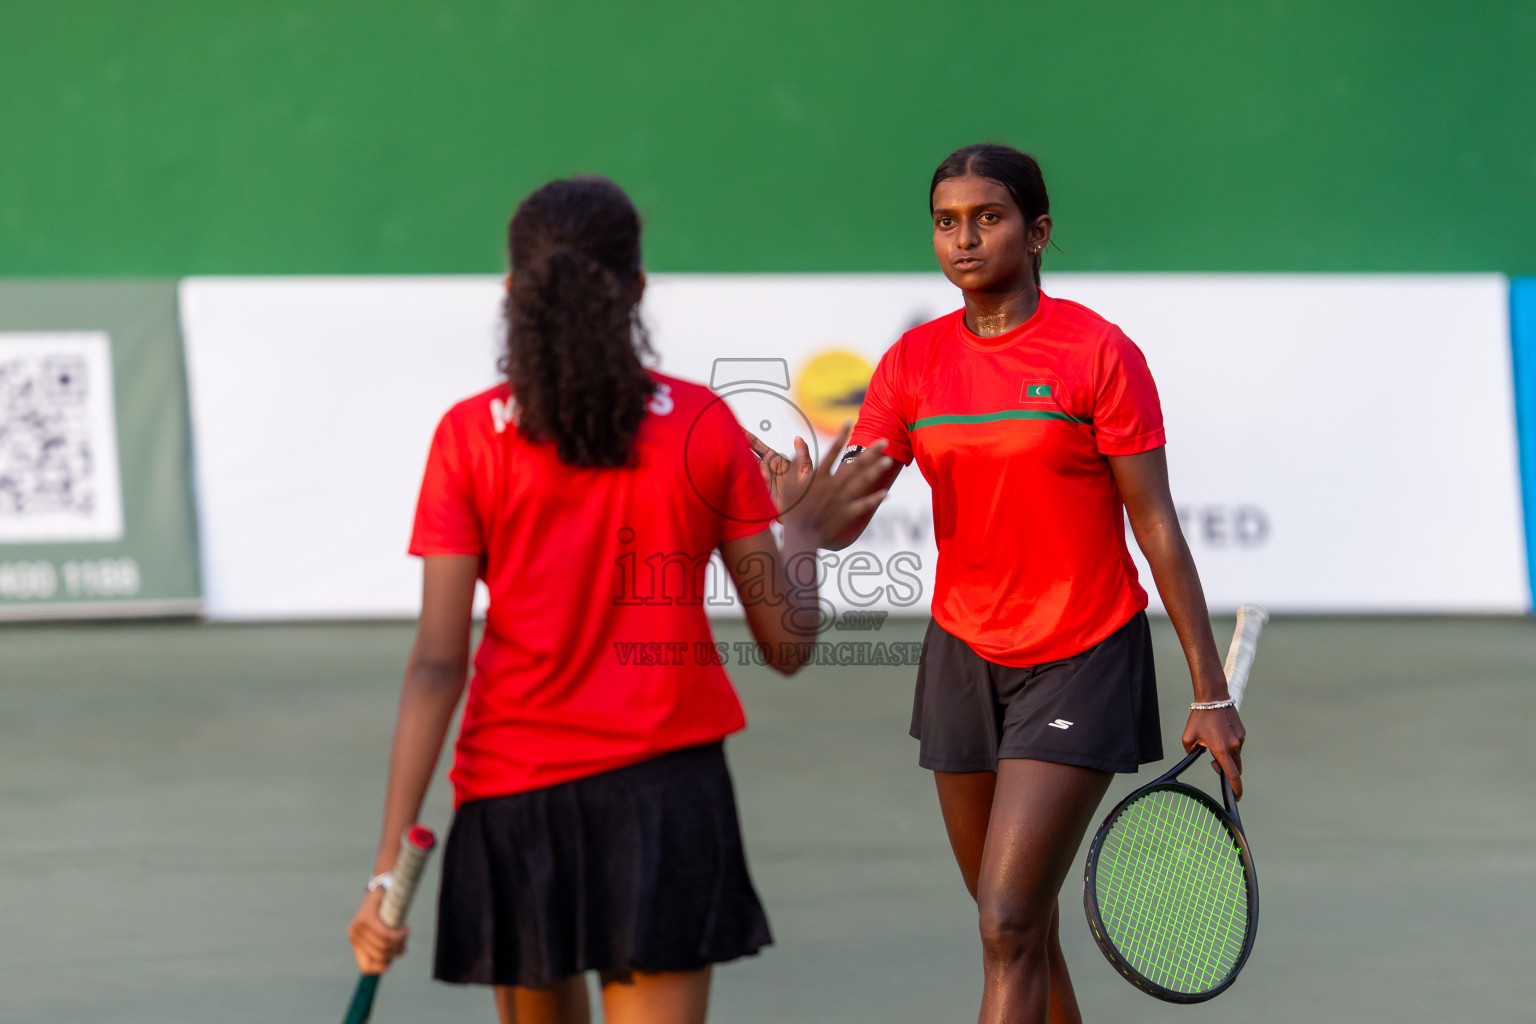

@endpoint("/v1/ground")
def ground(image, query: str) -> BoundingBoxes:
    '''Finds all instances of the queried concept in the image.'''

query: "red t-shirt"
[410,371,778,805]
[849,294,1165,666]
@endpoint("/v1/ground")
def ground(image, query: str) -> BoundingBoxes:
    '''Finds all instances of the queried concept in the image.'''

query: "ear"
[504,273,513,293]
[1029,215,1053,253]
[634,269,647,302]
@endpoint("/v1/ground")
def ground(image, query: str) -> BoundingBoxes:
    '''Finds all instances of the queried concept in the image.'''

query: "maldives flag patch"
[1020,378,1059,403]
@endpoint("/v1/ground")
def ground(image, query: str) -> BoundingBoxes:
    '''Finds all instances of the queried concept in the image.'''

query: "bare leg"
[933,758,1105,1019]
[934,770,997,899]
[936,769,1098,1024]
[600,967,712,1024]
[494,975,591,1024]
[973,759,1112,1024]
[1043,903,1082,1024]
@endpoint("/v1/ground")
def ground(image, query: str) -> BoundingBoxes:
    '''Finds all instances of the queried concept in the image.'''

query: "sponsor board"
[180,277,502,619]
[0,282,201,619]
[180,274,1526,619]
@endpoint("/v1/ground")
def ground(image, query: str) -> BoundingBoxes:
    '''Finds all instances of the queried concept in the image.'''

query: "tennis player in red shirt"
[753,144,1246,1024]
[347,176,892,1024]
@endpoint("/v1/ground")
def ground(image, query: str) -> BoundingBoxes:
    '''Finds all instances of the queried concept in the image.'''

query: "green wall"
[2,2,1532,275]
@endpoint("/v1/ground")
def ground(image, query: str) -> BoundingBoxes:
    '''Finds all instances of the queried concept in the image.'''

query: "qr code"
[0,333,124,543]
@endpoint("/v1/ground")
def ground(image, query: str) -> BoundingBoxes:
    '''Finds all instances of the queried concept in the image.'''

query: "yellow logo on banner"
[793,350,875,436]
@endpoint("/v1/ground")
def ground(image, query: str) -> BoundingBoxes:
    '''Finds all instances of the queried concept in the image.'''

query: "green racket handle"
[342,973,380,1024]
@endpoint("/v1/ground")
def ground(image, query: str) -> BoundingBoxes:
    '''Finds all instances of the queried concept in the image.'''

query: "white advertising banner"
[1055,275,1524,613]
[181,278,503,619]
[182,273,1526,620]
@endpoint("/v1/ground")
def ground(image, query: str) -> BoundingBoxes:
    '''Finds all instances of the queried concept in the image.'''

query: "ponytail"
[501,177,655,468]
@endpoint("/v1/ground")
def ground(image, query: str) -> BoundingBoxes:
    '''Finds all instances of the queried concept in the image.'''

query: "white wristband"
[366,871,394,893]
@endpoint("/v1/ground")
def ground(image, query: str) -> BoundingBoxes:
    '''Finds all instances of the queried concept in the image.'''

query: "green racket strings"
[1094,789,1249,993]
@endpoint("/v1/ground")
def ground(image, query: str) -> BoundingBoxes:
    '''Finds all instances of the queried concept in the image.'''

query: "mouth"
[952,256,984,271]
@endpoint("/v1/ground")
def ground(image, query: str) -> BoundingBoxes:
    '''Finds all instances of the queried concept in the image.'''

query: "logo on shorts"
[1047,719,1073,730]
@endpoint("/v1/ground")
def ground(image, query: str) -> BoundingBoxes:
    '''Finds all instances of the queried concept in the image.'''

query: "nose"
[957,218,981,250]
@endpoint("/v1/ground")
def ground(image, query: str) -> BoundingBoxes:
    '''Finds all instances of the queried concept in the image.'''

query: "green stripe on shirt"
[907,409,1094,430]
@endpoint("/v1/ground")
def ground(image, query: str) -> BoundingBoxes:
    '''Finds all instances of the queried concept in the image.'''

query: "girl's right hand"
[348,888,410,974]
[744,430,813,516]
[771,422,893,548]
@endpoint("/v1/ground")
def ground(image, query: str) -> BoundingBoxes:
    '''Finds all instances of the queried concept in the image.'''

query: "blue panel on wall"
[1510,278,1536,607]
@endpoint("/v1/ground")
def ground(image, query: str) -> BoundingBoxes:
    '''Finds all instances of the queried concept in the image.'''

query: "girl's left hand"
[348,888,410,974]
[1181,706,1246,799]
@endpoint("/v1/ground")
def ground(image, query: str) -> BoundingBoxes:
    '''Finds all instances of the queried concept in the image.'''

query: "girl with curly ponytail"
[349,176,895,1023]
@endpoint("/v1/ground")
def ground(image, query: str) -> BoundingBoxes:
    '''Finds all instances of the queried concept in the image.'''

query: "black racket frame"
[1082,746,1260,1003]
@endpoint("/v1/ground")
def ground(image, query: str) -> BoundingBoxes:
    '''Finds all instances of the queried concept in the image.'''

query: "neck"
[962,280,1041,337]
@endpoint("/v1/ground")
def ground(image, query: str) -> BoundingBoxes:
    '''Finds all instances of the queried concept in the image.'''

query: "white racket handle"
[379,826,437,929]
[1222,603,1269,712]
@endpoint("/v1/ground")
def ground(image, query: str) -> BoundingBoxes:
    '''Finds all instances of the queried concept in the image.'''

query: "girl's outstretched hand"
[766,422,893,548]
[744,429,813,517]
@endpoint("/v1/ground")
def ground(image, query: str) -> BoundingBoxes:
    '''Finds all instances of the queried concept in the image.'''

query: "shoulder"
[643,370,746,439]
[896,307,965,353]
[437,383,517,440]
[647,370,714,407]
[876,308,965,377]
[645,370,725,425]
[1046,295,1146,365]
[1046,295,1123,342]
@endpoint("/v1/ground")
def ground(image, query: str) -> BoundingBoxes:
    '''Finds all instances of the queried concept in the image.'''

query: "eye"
[979,212,1000,224]
[936,216,955,229]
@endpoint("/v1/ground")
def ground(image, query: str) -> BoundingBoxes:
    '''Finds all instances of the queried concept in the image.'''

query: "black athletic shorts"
[910,612,1162,774]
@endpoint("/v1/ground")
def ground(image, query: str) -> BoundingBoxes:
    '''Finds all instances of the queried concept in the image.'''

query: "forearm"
[1134,515,1228,702]
[824,460,902,550]
[727,432,894,671]
[824,521,866,552]
[779,522,825,645]
[722,523,826,675]
[372,663,464,873]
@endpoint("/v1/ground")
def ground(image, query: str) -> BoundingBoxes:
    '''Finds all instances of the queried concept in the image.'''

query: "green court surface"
[2,616,1533,1023]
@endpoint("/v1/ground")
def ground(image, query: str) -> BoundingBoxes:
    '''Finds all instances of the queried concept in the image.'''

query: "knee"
[977,900,1053,966]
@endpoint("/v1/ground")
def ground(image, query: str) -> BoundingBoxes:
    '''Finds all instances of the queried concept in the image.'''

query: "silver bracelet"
[366,871,394,893]
[1189,699,1237,711]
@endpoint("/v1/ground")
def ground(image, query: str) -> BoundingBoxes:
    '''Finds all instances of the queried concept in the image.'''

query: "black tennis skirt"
[433,741,772,988]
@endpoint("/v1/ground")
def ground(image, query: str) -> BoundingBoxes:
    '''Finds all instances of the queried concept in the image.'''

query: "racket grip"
[1222,604,1269,712]
[379,825,437,929]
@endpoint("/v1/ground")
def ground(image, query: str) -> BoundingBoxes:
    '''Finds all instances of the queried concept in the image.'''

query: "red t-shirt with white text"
[849,294,1165,666]
[410,372,778,805]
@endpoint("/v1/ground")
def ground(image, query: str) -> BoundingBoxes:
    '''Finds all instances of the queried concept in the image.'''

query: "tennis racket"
[343,825,438,1024]
[1083,604,1269,1003]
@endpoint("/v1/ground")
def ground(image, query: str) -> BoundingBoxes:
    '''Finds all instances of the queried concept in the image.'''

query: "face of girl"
[930,174,1040,293]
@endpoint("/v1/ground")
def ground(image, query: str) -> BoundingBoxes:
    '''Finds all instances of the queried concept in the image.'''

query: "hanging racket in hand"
[343,826,438,1024]
[1083,604,1269,1003]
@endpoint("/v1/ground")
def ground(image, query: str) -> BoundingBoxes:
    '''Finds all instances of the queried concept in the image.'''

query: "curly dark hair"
[930,144,1050,286]
[502,176,656,467]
